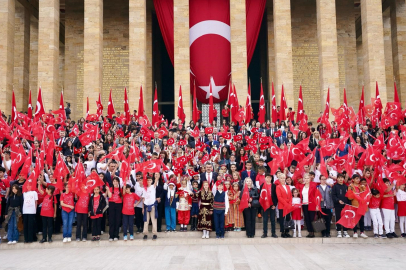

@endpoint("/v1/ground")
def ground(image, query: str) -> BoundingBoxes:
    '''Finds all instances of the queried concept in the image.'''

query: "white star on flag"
[199,77,225,99]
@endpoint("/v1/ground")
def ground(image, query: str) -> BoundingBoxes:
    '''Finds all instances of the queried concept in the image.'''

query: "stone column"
[29,15,38,104]
[38,0,59,111]
[129,0,153,119]
[83,0,102,115]
[316,0,340,110]
[391,0,406,104]
[174,0,191,123]
[14,3,30,111]
[273,0,294,107]
[230,0,248,106]
[0,0,15,115]
[361,0,387,104]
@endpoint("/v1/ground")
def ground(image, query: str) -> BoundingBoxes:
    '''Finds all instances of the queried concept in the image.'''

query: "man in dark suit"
[205,134,219,153]
[240,161,257,189]
[104,160,120,187]
[266,122,278,138]
[260,173,279,238]
[150,131,163,149]
[238,125,251,137]
[56,130,70,153]
[275,135,288,147]
[199,163,218,189]
[198,129,208,144]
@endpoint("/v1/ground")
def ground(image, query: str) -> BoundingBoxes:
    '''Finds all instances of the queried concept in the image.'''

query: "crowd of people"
[1,101,406,246]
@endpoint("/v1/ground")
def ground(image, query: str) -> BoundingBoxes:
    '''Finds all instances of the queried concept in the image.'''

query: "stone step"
[1,234,405,250]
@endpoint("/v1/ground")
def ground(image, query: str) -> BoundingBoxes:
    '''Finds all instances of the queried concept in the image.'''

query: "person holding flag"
[260,173,278,238]
[240,177,259,238]
[276,173,293,238]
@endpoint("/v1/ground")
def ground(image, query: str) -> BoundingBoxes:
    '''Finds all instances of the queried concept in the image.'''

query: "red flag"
[46,136,55,167]
[356,86,366,126]
[337,204,362,229]
[245,81,252,124]
[19,148,32,179]
[78,172,104,196]
[259,182,273,211]
[107,89,115,119]
[279,85,287,121]
[69,160,85,194]
[53,153,69,190]
[177,85,186,123]
[23,168,38,193]
[96,92,103,116]
[318,88,330,123]
[59,91,66,119]
[86,97,90,118]
[138,85,145,118]
[127,140,139,163]
[209,80,215,124]
[271,82,277,123]
[102,118,111,134]
[120,159,130,183]
[239,184,249,212]
[394,81,400,103]
[34,87,46,121]
[11,90,17,123]
[192,81,200,123]
[298,114,308,132]
[124,87,130,125]
[372,82,383,127]
[135,159,163,173]
[381,102,402,129]
[10,144,26,179]
[27,90,33,119]
[152,85,159,126]
[99,146,125,162]
[296,85,304,123]
[79,128,96,146]
[258,80,265,124]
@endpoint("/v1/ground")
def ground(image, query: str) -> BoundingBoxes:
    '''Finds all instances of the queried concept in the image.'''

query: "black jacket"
[6,194,23,212]
[331,183,349,207]
[240,186,259,201]
[88,194,107,216]
[260,183,278,207]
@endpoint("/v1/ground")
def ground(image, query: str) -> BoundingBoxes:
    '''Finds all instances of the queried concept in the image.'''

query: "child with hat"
[163,181,177,232]
[213,181,229,239]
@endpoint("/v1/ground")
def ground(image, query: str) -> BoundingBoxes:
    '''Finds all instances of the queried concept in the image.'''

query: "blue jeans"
[165,207,176,230]
[122,214,134,236]
[8,211,19,241]
[213,209,225,237]
[62,210,75,238]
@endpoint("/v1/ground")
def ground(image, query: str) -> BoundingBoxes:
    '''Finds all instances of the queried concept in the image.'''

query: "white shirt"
[23,191,38,214]
[141,185,156,206]
[84,160,96,176]
[134,183,144,208]
[396,189,406,202]
[314,170,321,183]
[302,186,309,204]
[97,162,108,174]
[292,197,301,205]
[212,189,230,215]
[2,160,11,171]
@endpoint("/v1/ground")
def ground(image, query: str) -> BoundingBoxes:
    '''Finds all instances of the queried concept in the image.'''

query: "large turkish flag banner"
[189,0,230,104]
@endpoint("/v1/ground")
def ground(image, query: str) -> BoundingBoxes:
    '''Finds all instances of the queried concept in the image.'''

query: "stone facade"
[2,0,406,123]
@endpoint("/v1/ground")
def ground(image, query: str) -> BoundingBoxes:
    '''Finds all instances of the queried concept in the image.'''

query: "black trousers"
[108,202,122,239]
[353,215,365,233]
[92,217,102,236]
[321,208,332,235]
[243,207,257,237]
[36,206,42,233]
[335,205,348,231]
[53,195,61,233]
[23,214,36,242]
[157,201,165,231]
[135,207,144,230]
[302,205,315,233]
[263,207,276,235]
[42,216,53,241]
[0,197,6,224]
[278,209,291,233]
[76,213,88,240]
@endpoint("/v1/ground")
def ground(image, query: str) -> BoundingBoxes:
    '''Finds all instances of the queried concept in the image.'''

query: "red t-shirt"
[75,194,90,214]
[0,179,10,198]
[256,174,265,187]
[61,192,74,213]
[47,183,60,195]
[109,187,122,204]
[381,190,395,210]
[369,196,381,209]
[36,188,46,204]
[40,195,55,217]
[122,193,141,215]
[91,195,103,219]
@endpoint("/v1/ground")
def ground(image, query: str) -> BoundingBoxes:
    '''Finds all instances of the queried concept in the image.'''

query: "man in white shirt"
[23,190,38,243]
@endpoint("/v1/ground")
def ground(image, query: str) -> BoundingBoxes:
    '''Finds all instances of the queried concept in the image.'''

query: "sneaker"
[387,233,394,239]
[343,232,350,238]
[39,239,47,243]
[271,234,278,238]
[76,238,81,242]
[101,231,104,235]
[172,229,176,233]
[374,234,379,238]
[337,232,342,238]
[130,235,134,240]
[124,236,128,241]
[109,238,113,242]
[261,234,267,238]
[49,239,53,243]
[216,236,220,239]
[401,233,406,238]
[12,241,16,244]
[143,235,148,240]
[360,233,368,239]
[165,229,170,233]
[353,233,358,238]
[113,238,118,241]
[67,238,71,242]
[82,239,87,242]
[392,233,399,238]
[379,234,387,239]
[63,238,68,243]
[298,233,302,238]
[92,237,97,241]
[152,235,157,240]
[96,237,100,241]
[3,234,7,239]
[7,241,12,245]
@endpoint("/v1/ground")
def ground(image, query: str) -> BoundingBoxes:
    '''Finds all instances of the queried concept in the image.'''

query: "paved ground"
[0,242,404,270]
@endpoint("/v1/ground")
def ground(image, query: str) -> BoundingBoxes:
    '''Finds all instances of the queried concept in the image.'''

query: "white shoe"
[114,238,118,241]
[12,241,16,244]
[360,233,368,239]
[293,232,297,238]
[3,234,8,240]
[67,238,71,242]
[202,231,206,239]
[37,232,42,235]
[337,232,342,238]
[63,238,68,243]
[353,233,358,238]
[205,231,210,239]
[101,231,104,235]
[343,232,350,238]
[298,233,302,238]
[7,241,12,245]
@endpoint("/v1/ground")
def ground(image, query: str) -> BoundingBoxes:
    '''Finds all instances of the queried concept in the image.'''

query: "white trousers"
[364,209,371,226]
[399,216,406,234]
[382,208,395,234]
[293,220,301,235]
[369,208,383,235]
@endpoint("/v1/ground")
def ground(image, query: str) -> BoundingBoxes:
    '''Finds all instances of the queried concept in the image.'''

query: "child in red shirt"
[369,188,385,238]
[75,192,90,241]
[60,183,75,243]
[39,185,56,243]
[89,186,107,241]
[381,179,397,238]
[122,184,141,240]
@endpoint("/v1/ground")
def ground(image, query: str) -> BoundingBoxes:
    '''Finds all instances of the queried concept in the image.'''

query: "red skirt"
[398,201,406,216]
[292,207,301,221]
